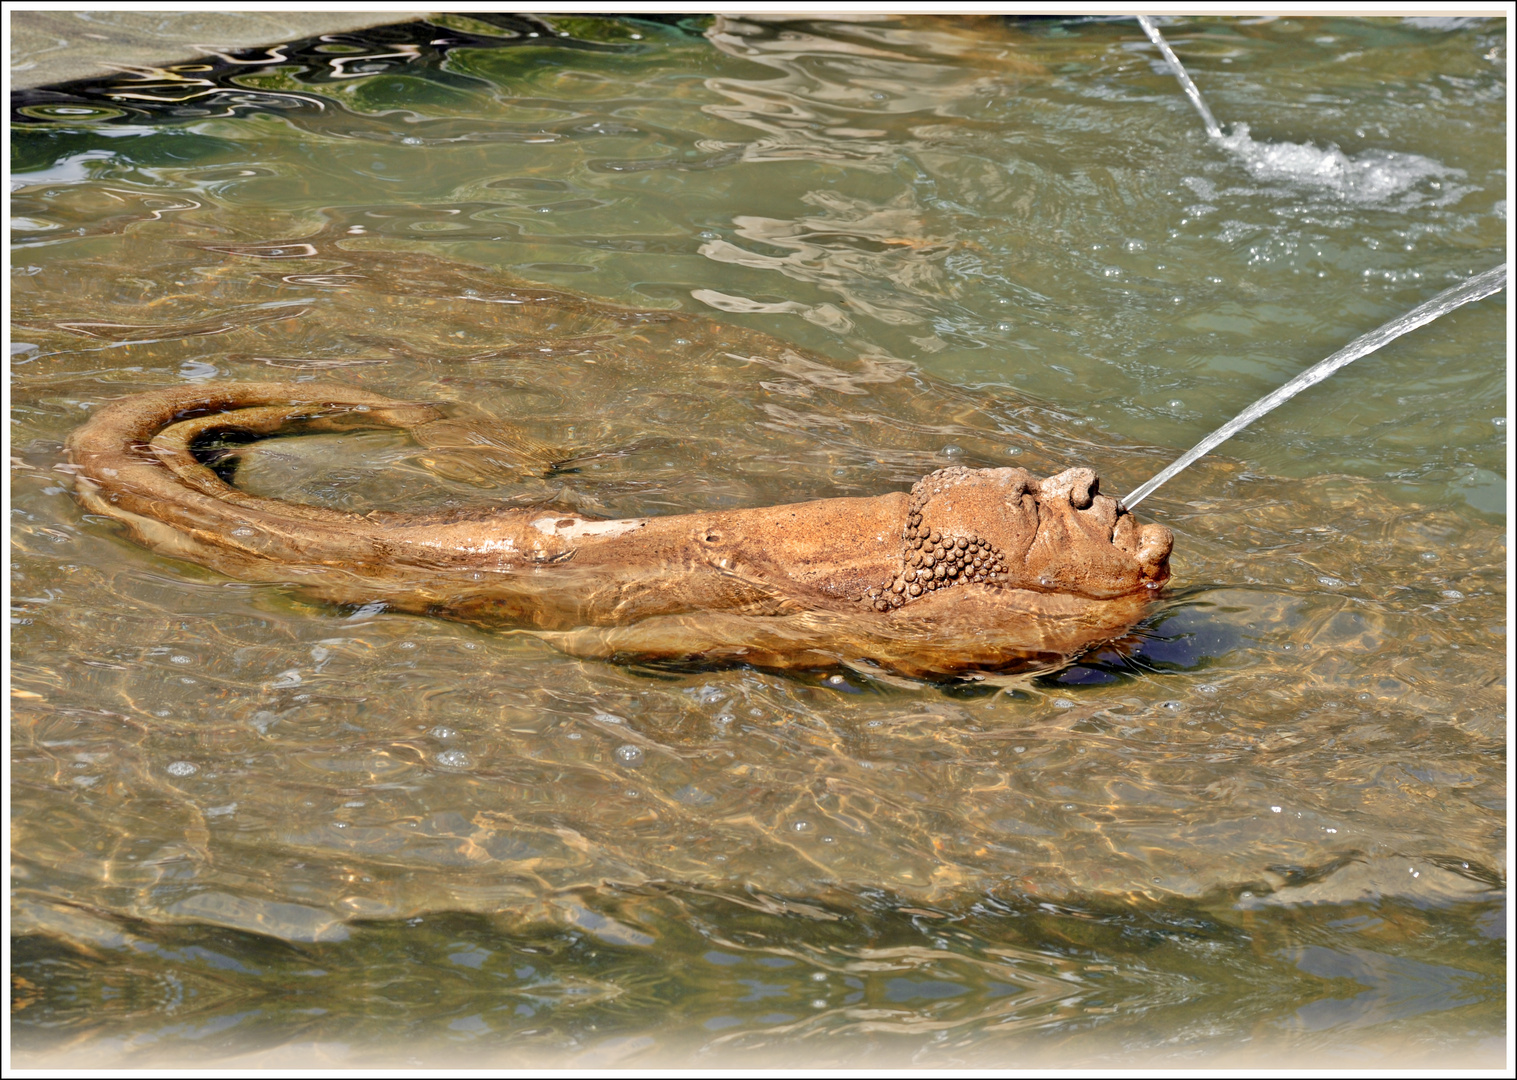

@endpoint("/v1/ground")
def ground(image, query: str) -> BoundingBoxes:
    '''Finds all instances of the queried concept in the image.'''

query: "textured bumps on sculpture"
[868,467,1008,612]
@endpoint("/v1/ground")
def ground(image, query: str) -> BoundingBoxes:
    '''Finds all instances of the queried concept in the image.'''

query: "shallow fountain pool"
[9,14,1506,1067]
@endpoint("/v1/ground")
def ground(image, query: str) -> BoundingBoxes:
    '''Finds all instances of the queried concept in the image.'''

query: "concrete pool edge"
[9,10,429,90]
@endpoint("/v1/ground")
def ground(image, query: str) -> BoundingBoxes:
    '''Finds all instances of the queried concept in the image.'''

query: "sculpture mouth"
[1036,468,1172,583]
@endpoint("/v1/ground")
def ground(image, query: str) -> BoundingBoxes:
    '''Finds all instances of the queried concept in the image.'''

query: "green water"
[9,14,1507,1067]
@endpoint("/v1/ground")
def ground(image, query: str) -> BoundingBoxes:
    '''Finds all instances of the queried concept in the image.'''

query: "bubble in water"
[941,445,964,458]
[791,820,813,833]
[692,685,726,706]
[437,750,471,768]
[166,761,197,776]
[430,727,456,739]
[615,744,644,766]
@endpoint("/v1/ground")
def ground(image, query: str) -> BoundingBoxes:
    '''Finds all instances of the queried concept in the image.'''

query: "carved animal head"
[894,466,1172,602]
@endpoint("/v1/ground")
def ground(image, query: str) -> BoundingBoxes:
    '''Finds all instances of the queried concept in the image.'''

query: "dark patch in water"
[1037,589,1242,689]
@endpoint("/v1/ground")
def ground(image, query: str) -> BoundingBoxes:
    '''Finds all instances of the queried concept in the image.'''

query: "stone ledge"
[11,10,427,90]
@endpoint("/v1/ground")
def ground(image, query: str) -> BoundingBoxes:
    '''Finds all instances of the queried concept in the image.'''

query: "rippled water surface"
[10,14,1507,1067]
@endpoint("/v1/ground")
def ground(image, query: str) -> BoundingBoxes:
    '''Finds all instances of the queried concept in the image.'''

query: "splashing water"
[1217,123,1462,205]
[1122,15,1495,509]
[1139,16,1463,205]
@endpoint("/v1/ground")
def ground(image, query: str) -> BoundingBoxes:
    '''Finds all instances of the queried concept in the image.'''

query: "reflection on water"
[9,12,1506,1067]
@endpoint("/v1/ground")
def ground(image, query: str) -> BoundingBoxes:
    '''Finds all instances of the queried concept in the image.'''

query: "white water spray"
[1136,15,1222,139]
[1123,264,1507,510]
[1121,18,1499,508]
[1137,16,1463,205]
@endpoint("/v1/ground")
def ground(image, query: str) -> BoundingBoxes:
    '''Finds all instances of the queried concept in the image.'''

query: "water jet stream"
[1136,15,1223,139]
[1122,264,1507,510]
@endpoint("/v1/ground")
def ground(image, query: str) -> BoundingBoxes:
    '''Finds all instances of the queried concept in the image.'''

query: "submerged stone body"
[66,381,1173,677]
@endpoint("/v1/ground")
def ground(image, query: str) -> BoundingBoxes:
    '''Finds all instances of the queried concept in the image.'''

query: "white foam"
[1216,122,1464,205]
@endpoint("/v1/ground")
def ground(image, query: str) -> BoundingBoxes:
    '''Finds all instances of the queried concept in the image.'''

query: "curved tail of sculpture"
[64,381,450,576]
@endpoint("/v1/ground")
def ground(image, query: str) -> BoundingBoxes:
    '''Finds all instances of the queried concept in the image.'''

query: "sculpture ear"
[1039,466,1098,509]
[1069,470,1097,510]
[1002,473,1035,500]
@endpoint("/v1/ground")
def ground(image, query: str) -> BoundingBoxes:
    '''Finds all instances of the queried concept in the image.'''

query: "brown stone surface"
[66,381,1172,676]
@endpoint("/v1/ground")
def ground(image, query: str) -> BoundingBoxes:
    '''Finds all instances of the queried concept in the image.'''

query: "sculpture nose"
[1137,523,1174,575]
